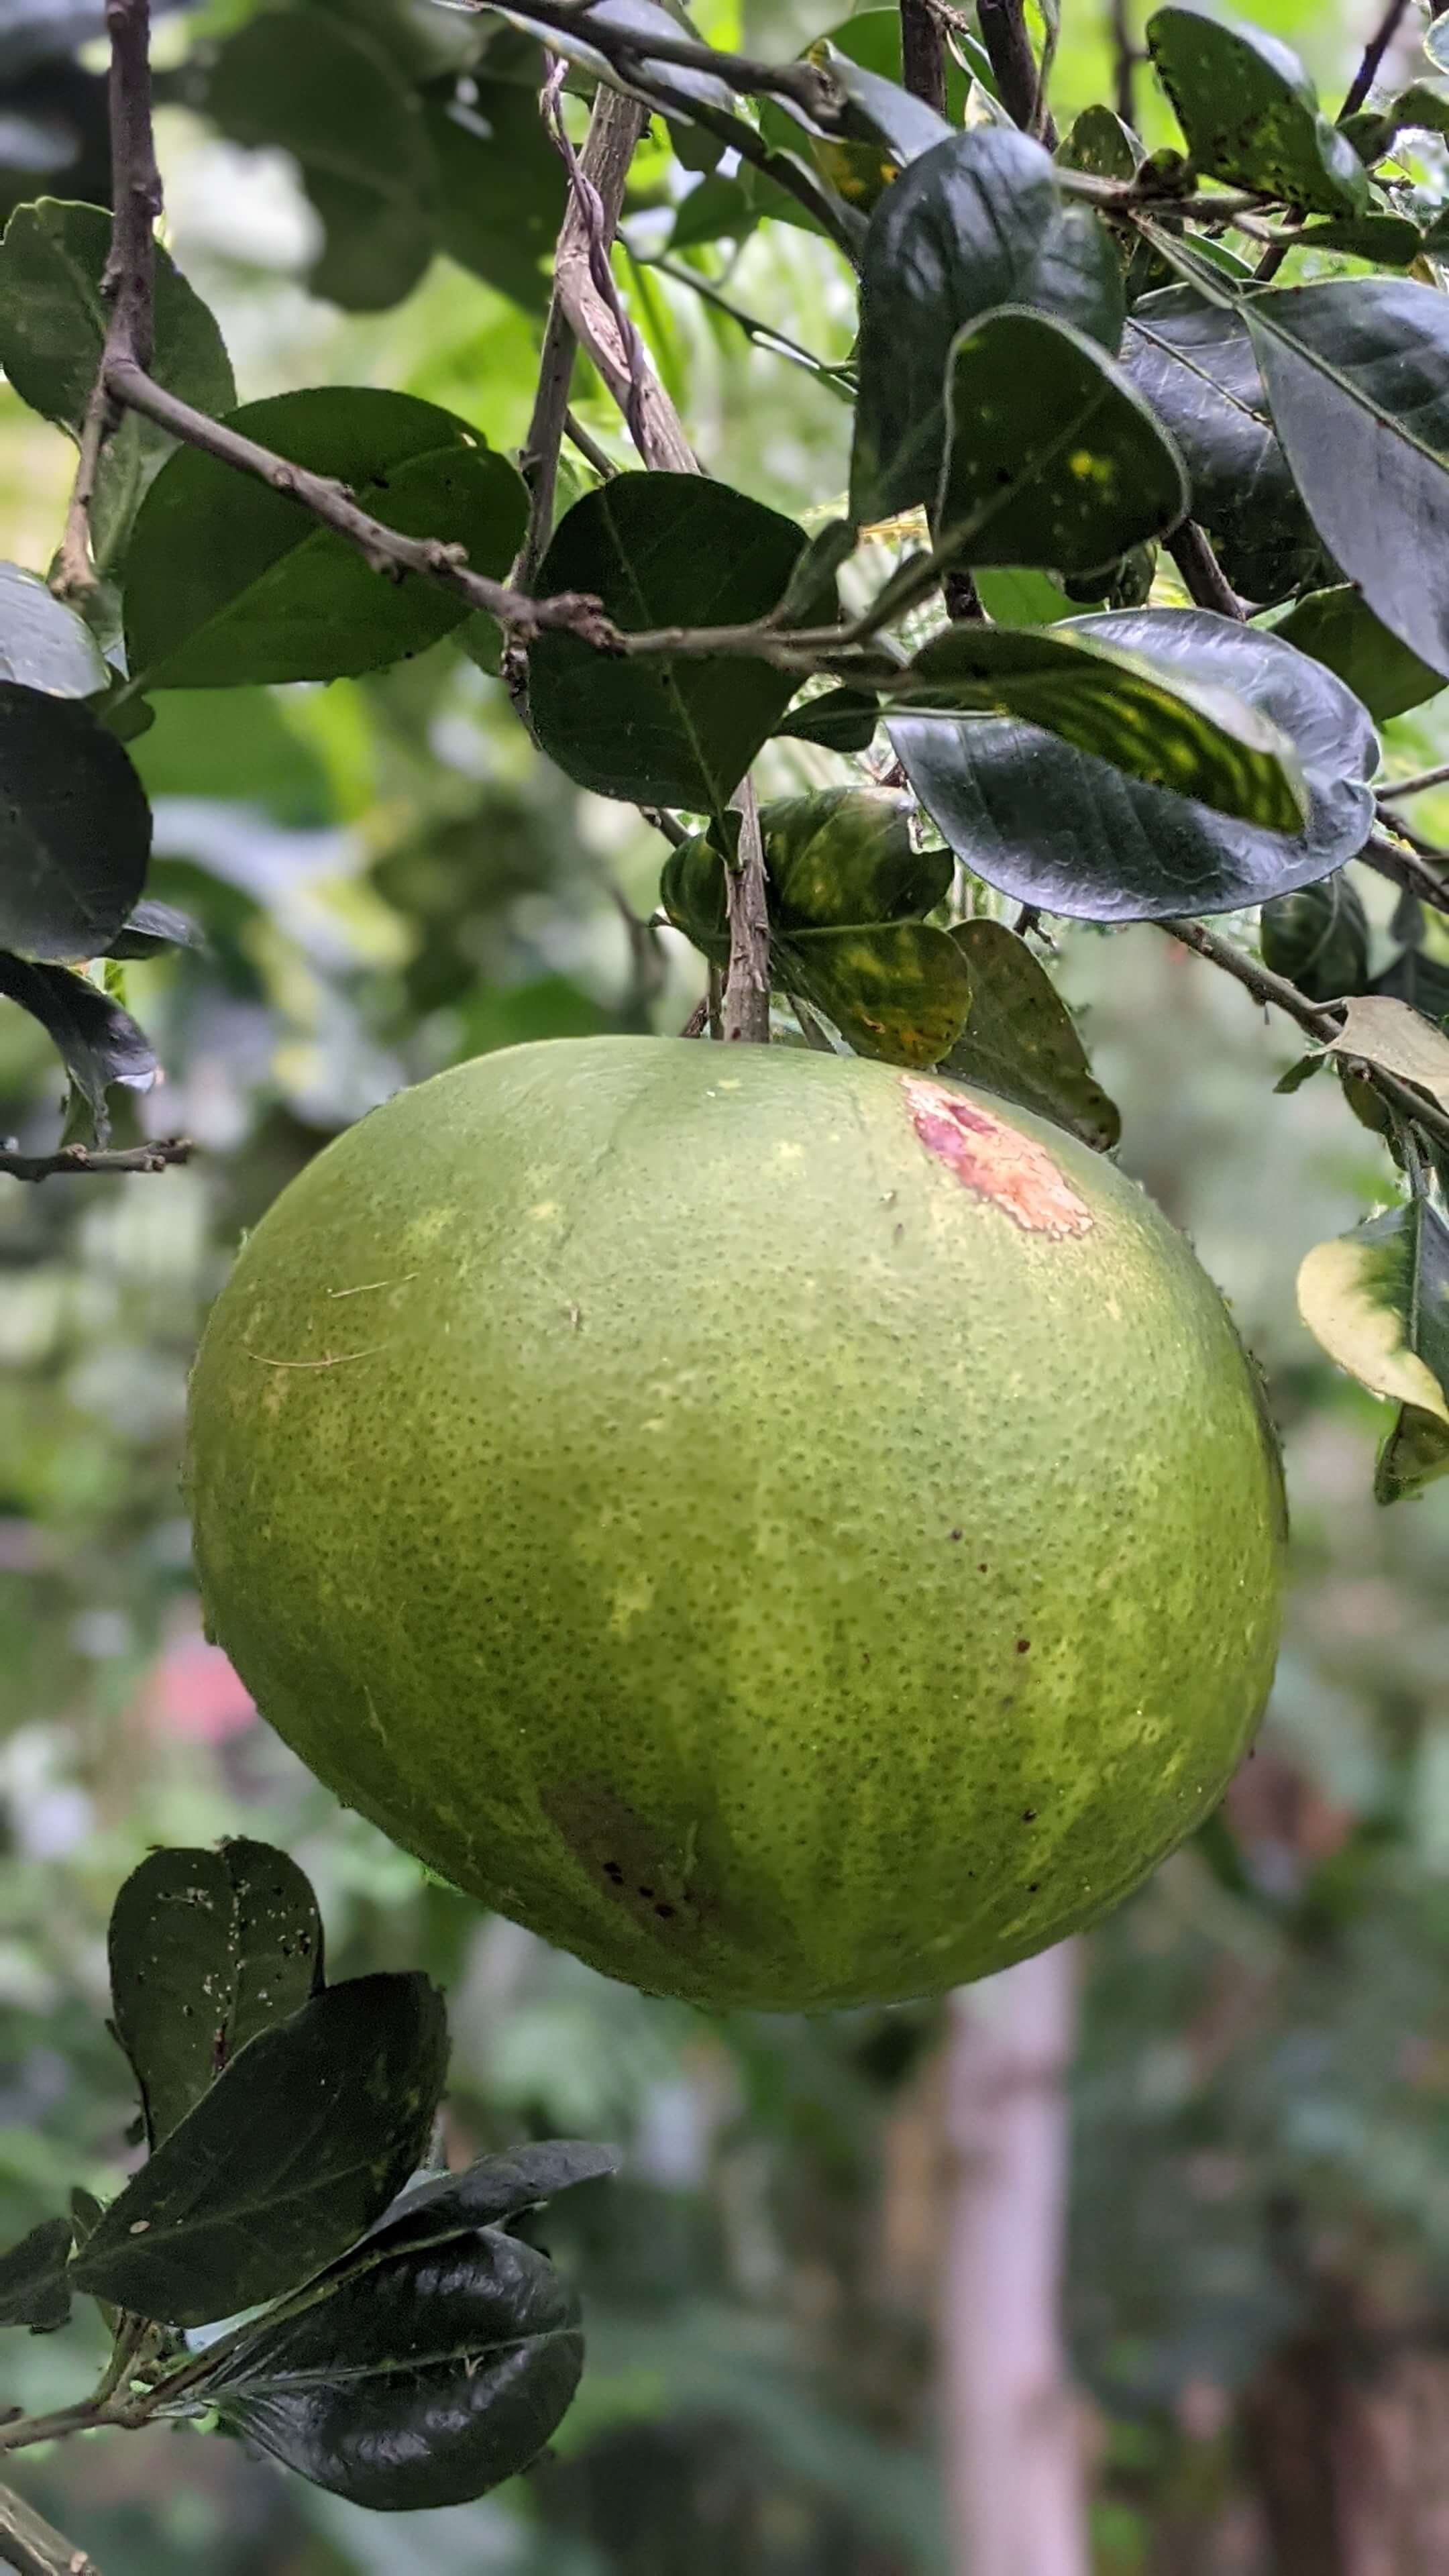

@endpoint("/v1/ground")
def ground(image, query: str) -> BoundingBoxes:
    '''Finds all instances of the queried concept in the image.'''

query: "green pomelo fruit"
[185,1036,1285,2012]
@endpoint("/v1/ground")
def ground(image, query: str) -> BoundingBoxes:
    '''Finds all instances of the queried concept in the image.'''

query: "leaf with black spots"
[851,127,1124,525]
[1121,288,1324,604]
[205,2224,582,2510]
[0,2218,71,2333]
[888,607,1375,921]
[0,200,235,573]
[529,474,821,810]
[936,309,1187,577]
[122,389,527,691]
[0,953,156,1143]
[0,682,151,958]
[1298,1198,1449,1502]
[942,920,1121,1152]
[68,1974,447,2325]
[1146,8,1368,216]
[887,616,1307,830]
[108,1840,324,2151]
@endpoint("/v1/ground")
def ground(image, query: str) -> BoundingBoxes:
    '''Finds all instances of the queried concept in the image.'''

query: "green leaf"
[851,128,1124,525]
[1270,585,1443,722]
[788,40,953,213]
[121,389,527,691]
[1260,873,1370,1002]
[936,308,1187,576]
[205,10,435,313]
[101,898,203,961]
[205,2224,583,2510]
[887,616,1307,830]
[1295,214,1424,267]
[941,918,1121,1152]
[1375,942,1449,1022]
[423,77,566,311]
[888,606,1375,921]
[0,953,156,1144]
[1058,105,1144,182]
[1146,7,1368,216]
[773,685,879,753]
[0,561,107,696]
[340,2141,619,2266]
[108,1839,324,2151]
[0,682,151,957]
[761,786,950,928]
[0,200,235,574]
[528,474,818,810]
[0,2219,72,2334]
[1246,279,1449,680]
[68,1973,447,2326]
[973,568,1078,627]
[1325,993,1449,1111]
[1122,288,1324,605]
[782,920,972,1065]
[1297,1199,1449,1503]
[669,170,759,252]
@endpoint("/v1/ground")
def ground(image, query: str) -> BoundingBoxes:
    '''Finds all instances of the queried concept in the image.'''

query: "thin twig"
[1108,0,1138,129]
[1340,0,1413,119]
[1377,763,1449,803]
[1166,522,1247,621]
[453,0,836,118]
[0,2479,101,2576]
[1362,825,1449,910]
[900,0,948,115]
[564,411,617,480]
[976,0,1057,147]
[1160,915,1449,1157]
[649,258,855,392]
[0,1136,193,1183]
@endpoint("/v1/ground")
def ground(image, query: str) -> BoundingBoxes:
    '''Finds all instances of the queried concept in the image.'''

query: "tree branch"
[458,0,835,117]
[1108,0,1139,129]
[976,0,1056,148]
[1378,763,1449,804]
[0,2481,101,2576]
[0,1137,193,1184]
[1159,915,1449,1158]
[1166,521,1246,621]
[1340,0,1413,120]
[546,85,695,474]
[900,0,947,116]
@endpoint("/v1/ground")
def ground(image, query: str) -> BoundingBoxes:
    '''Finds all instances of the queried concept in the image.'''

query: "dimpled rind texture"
[185,1036,1285,2013]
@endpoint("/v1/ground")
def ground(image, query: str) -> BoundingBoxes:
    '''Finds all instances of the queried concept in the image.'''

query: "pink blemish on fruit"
[902,1077,1093,1240]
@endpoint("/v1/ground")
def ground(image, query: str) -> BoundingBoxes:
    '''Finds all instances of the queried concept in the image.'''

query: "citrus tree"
[3,0,1449,2566]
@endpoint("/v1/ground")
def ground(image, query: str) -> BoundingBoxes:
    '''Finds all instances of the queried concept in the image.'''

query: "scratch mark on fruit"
[326,1275,417,1299]
[244,1343,390,1370]
[901,1077,1093,1239]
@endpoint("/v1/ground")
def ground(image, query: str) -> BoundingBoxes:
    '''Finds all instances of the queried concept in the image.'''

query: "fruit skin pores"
[185,1036,1285,2012]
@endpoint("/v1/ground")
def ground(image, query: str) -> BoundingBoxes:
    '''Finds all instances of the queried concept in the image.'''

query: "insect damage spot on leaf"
[902,1077,1093,1239]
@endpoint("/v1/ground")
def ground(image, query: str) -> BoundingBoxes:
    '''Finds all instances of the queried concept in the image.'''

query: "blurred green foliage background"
[6,2,1449,2569]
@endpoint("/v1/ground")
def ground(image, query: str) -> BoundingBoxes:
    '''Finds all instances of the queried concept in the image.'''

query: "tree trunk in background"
[1243,2322,1449,2575]
[940,1943,1088,2576]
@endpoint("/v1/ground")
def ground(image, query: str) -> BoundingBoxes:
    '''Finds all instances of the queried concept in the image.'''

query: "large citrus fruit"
[186,1036,1284,2011]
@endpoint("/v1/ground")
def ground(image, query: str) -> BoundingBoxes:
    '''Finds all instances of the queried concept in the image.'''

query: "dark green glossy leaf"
[0,953,156,1142]
[1295,214,1424,266]
[1379,77,1449,150]
[0,200,235,574]
[761,787,948,928]
[937,308,1187,576]
[108,1840,324,2151]
[1247,278,1449,678]
[0,2219,72,2333]
[101,898,204,961]
[1260,873,1370,1002]
[423,77,566,312]
[1146,7,1368,215]
[941,918,1121,1152]
[0,683,150,957]
[1122,287,1324,604]
[851,128,1124,525]
[773,686,879,753]
[1271,585,1443,722]
[123,389,527,691]
[0,561,107,696]
[1298,1199,1449,1503]
[792,40,953,211]
[68,1974,447,2326]
[669,170,758,252]
[529,474,818,810]
[889,607,1375,921]
[343,2142,620,2268]
[887,616,1307,828]
[205,11,435,313]
[207,2224,582,2510]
